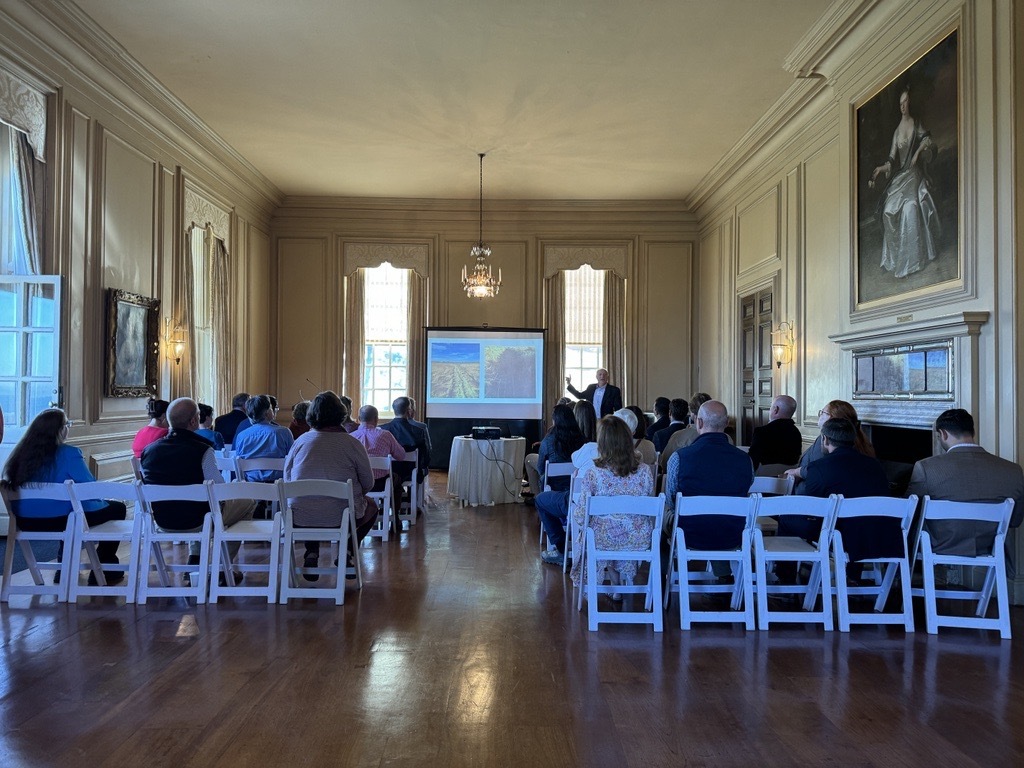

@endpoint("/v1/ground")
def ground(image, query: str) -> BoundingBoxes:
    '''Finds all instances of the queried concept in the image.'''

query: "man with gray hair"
[382,396,431,484]
[665,400,753,556]
[140,397,256,580]
[747,394,802,472]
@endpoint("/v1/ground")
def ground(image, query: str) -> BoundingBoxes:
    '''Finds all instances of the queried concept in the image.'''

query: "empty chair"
[0,482,75,602]
[539,460,575,552]
[831,495,918,632]
[914,497,1014,639]
[278,479,362,605]
[135,482,214,603]
[207,481,282,603]
[753,494,839,630]
[66,480,143,602]
[365,456,395,542]
[576,494,666,632]
[664,494,758,630]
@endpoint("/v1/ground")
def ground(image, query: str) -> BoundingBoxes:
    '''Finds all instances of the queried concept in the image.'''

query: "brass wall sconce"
[771,321,794,368]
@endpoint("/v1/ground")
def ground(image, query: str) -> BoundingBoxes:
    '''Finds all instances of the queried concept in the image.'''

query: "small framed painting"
[105,288,159,398]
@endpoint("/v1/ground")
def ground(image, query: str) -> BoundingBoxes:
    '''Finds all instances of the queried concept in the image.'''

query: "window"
[563,264,604,388]
[362,263,409,416]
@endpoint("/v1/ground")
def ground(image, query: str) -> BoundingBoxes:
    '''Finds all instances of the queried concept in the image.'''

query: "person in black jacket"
[565,368,622,418]
[747,395,802,471]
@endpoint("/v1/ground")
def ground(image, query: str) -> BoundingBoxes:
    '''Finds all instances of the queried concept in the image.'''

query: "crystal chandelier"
[461,152,501,299]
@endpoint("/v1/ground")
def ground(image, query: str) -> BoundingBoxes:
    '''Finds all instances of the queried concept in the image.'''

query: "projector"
[471,426,502,440]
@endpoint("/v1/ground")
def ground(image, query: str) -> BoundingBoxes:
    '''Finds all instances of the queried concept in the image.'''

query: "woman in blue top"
[195,403,225,449]
[1,408,128,583]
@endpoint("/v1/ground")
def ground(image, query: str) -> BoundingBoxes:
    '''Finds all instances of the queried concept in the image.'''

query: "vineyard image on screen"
[430,343,481,398]
[484,346,536,398]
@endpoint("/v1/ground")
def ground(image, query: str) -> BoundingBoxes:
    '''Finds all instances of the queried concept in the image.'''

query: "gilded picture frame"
[854,28,960,315]
[105,288,159,398]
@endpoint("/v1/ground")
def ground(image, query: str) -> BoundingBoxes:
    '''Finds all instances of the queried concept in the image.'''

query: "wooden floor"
[2,474,1023,767]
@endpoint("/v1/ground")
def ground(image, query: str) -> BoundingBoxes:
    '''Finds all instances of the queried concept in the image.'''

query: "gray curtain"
[211,237,232,413]
[343,269,365,406]
[603,271,626,403]
[11,131,44,275]
[407,271,427,414]
[544,271,566,413]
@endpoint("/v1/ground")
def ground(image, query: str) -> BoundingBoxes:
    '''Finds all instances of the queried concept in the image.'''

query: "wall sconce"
[163,317,186,366]
[771,321,794,368]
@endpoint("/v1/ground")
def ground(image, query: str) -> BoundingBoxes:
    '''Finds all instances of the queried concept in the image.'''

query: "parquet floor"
[1,474,1022,767]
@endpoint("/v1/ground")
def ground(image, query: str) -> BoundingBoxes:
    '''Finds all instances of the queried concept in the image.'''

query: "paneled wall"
[0,3,279,486]
[272,200,697,414]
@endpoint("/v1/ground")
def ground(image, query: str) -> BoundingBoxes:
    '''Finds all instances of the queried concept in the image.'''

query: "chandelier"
[461,152,501,299]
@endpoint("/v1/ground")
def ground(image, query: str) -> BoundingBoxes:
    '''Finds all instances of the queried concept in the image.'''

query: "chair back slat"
[921,497,1014,530]
[543,461,575,492]
[210,480,281,504]
[138,482,213,504]
[369,456,393,472]
[235,457,286,473]
[835,495,917,531]
[1,481,73,504]
[66,480,139,504]
[748,475,795,496]
[676,493,757,522]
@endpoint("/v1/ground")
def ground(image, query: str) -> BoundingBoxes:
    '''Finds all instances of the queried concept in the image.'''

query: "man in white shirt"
[565,368,623,419]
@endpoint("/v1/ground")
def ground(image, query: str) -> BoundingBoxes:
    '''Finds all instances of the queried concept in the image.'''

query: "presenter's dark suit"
[674,432,754,550]
[907,445,1024,556]
[791,446,899,562]
[566,383,622,418]
[747,417,802,470]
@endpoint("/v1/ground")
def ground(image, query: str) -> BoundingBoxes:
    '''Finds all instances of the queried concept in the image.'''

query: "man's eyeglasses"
[817,409,829,418]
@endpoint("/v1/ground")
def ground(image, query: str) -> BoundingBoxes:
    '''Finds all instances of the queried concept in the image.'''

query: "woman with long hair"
[785,399,874,482]
[535,404,588,563]
[568,416,655,589]
[573,400,597,443]
[131,398,169,458]
[1,408,127,583]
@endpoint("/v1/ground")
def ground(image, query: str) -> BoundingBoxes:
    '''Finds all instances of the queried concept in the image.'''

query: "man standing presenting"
[747,394,802,471]
[907,408,1024,556]
[565,368,622,419]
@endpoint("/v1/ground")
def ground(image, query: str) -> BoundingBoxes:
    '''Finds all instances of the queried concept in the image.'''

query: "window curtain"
[544,271,566,412]
[343,268,365,406]
[603,271,626,401]
[407,270,427,413]
[178,227,198,398]
[211,237,232,412]
[9,128,44,275]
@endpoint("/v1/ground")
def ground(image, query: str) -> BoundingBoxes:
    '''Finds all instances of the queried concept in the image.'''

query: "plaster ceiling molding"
[343,242,428,277]
[543,245,628,280]
[0,67,46,159]
[783,0,885,80]
[184,186,230,243]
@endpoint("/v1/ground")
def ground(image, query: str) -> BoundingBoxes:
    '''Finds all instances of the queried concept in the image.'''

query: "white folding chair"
[562,473,583,572]
[66,481,142,603]
[748,475,795,496]
[135,482,214,604]
[753,494,839,630]
[397,449,421,530]
[129,457,144,481]
[664,494,757,630]
[913,497,1014,639]
[539,460,575,552]
[831,495,917,632]
[576,493,665,632]
[214,453,237,482]
[0,481,75,602]
[207,481,282,603]
[278,479,362,605]
[365,456,395,543]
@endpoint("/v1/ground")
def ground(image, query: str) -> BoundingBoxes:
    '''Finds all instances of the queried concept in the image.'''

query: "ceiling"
[73,0,833,201]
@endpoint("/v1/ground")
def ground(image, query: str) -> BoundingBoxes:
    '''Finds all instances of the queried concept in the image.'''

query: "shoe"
[218,571,244,587]
[186,554,201,566]
[541,549,564,565]
[303,553,319,582]
[87,571,126,587]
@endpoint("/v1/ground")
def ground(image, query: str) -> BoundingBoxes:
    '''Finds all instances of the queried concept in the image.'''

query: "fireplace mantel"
[829,311,989,351]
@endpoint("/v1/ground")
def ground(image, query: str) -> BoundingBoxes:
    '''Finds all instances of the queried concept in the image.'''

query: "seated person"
[747,394,801,471]
[195,402,225,449]
[653,398,690,454]
[214,392,249,446]
[2,409,127,584]
[382,396,431,484]
[232,395,294,481]
[626,406,657,465]
[339,395,359,433]
[140,398,256,575]
[283,391,376,579]
[645,397,671,441]
[533,404,587,564]
[351,404,406,514]
[567,416,655,590]
[288,401,311,440]
[131,397,169,458]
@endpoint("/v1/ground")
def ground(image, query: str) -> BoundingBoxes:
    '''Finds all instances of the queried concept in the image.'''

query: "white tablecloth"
[447,436,527,506]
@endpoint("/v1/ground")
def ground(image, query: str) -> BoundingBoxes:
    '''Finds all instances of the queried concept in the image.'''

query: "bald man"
[747,394,802,471]
[565,368,622,419]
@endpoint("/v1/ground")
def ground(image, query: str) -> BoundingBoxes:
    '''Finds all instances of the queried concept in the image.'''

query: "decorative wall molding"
[0,65,45,157]
[343,241,429,277]
[543,244,629,279]
[783,0,885,79]
[185,186,230,243]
